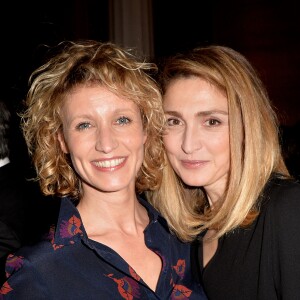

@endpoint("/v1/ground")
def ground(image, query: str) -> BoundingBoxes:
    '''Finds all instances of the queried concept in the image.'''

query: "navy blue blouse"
[0,196,207,299]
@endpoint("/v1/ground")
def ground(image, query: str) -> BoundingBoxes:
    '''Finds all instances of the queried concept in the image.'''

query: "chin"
[181,177,205,187]
[177,171,206,187]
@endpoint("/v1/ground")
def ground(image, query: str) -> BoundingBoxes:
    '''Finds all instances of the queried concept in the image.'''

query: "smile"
[93,158,126,168]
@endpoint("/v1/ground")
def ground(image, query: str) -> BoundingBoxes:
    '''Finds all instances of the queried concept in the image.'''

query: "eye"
[76,122,91,130]
[116,116,131,125]
[204,118,221,126]
[166,117,182,126]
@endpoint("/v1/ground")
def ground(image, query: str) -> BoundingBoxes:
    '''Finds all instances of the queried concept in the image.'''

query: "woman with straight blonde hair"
[147,45,300,299]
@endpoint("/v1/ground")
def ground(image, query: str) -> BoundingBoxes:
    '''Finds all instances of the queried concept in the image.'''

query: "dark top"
[0,163,25,285]
[191,175,300,299]
[0,196,207,299]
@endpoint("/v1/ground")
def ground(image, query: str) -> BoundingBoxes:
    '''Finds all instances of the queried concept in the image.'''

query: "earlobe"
[143,133,147,145]
[57,130,69,154]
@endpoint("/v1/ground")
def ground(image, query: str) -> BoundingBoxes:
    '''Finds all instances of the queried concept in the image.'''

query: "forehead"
[62,85,140,110]
[164,77,227,109]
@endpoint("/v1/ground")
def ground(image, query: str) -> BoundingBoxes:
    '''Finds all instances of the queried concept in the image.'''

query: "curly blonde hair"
[21,40,165,200]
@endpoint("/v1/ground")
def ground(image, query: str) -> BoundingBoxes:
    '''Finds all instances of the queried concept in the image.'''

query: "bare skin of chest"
[90,230,162,291]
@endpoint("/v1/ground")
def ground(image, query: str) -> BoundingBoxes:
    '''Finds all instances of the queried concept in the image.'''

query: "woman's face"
[163,77,230,200]
[58,85,147,196]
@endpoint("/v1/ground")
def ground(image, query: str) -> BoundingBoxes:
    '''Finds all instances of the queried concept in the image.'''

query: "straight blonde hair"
[146,45,289,241]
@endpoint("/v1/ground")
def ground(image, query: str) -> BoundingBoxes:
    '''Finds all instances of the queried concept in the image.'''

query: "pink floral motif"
[171,284,192,299]
[60,215,83,239]
[5,254,24,277]
[106,273,141,299]
[0,281,13,296]
[172,259,186,279]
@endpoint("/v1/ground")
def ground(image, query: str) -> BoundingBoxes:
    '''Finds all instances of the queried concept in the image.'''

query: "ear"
[143,131,147,145]
[57,129,69,154]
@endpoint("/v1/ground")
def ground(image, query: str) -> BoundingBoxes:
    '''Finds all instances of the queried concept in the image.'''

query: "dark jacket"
[0,162,25,285]
[192,175,300,299]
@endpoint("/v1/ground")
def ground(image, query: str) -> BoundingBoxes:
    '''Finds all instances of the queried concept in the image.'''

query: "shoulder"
[263,176,300,208]
[2,239,57,298]
[259,176,300,295]
[138,194,167,225]
[260,176,300,229]
[5,226,71,278]
[7,238,52,263]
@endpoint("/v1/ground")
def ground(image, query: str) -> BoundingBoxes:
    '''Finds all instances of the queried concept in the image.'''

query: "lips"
[92,157,126,171]
[181,160,208,169]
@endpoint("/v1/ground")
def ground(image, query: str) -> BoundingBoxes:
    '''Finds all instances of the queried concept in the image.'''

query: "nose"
[181,124,202,154]
[95,126,118,153]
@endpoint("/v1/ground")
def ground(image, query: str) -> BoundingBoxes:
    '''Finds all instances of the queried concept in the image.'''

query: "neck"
[77,190,147,236]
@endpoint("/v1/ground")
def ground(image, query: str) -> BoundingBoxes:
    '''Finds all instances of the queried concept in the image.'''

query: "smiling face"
[58,85,147,196]
[163,77,230,201]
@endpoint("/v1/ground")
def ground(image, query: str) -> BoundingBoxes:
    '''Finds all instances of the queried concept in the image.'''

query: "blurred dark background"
[1,0,300,210]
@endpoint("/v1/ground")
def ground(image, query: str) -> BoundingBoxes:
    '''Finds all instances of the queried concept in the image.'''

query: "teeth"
[94,158,125,168]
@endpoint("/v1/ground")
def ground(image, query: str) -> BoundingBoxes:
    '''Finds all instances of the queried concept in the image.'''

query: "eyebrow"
[164,110,228,117]
[67,108,138,121]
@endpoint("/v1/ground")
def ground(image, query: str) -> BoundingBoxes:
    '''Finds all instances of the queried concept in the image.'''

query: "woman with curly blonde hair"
[0,40,207,299]
[147,45,300,299]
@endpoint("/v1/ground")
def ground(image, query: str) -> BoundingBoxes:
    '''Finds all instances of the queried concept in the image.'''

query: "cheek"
[163,133,180,155]
[126,131,145,147]
[66,136,92,162]
[124,133,146,161]
[220,135,230,153]
[163,135,173,154]
[209,135,230,159]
